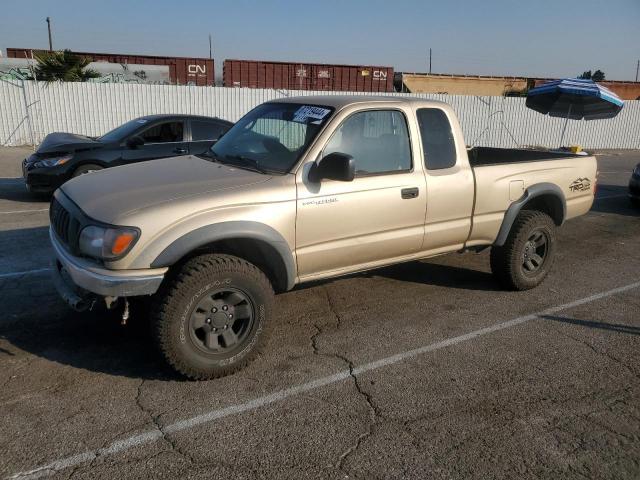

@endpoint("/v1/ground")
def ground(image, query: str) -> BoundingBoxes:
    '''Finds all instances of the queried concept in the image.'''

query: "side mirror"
[126,135,144,149]
[308,152,355,183]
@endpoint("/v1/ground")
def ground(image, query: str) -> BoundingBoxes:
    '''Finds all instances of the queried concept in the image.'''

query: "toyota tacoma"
[49,96,598,379]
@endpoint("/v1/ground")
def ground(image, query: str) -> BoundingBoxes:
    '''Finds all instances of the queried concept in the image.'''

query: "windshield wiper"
[196,150,224,164]
[224,154,272,174]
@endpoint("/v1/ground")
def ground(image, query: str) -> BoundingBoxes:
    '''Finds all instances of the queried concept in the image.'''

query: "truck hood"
[61,155,271,223]
[37,132,102,154]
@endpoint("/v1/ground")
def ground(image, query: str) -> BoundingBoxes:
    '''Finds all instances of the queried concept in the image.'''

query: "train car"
[7,48,214,86]
[223,59,394,92]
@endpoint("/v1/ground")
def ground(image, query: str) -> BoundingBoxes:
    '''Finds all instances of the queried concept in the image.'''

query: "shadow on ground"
[540,314,640,336]
[1,255,501,380]
[592,184,639,217]
[0,178,50,203]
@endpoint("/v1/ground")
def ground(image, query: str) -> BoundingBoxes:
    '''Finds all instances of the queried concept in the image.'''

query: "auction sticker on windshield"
[293,106,331,124]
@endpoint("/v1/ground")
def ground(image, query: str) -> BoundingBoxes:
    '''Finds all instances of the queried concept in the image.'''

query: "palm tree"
[34,50,100,82]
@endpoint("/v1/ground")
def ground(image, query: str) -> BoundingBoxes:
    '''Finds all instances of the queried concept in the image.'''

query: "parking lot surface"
[1,147,639,480]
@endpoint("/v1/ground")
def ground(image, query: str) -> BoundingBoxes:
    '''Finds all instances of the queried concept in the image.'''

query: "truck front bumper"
[50,227,168,310]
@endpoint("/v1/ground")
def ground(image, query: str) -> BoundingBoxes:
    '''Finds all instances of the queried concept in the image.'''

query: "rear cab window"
[417,108,457,170]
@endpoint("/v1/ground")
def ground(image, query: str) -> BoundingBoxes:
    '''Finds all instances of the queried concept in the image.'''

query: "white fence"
[1,80,639,149]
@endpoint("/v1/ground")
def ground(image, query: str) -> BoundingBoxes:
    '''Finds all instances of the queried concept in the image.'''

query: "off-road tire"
[72,163,103,177]
[490,210,556,291]
[152,254,274,380]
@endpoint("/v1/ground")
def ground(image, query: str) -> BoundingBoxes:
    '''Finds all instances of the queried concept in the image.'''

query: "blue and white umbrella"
[526,78,624,146]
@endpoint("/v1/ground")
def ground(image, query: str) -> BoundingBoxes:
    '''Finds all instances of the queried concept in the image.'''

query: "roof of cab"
[268,95,447,110]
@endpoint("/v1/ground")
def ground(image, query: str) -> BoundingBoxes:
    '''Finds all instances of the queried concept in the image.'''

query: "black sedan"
[23,114,233,194]
[630,163,640,207]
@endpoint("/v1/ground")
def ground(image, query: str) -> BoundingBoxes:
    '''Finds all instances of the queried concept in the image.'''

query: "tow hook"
[104,296,130,325]
[121,298,130,326]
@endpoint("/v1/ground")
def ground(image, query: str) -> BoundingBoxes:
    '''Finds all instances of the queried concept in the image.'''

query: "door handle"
[174,147,188,154]
[401,187,419,199]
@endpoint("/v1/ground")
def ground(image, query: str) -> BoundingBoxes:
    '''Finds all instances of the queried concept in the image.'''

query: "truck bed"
[468,147,578,167]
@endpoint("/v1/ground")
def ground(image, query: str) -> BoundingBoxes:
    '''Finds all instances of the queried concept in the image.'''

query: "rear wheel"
[72,163,103,177]
[490,210,556,291]
[153,254,274,380]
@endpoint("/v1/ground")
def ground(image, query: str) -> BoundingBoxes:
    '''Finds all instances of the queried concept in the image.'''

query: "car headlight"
[34,154,73,168]
[634,165,640,176]
[79,225,140,260]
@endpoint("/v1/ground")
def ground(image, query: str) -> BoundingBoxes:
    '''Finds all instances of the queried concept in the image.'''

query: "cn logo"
[188,64,206,74]
[373,70,387,80]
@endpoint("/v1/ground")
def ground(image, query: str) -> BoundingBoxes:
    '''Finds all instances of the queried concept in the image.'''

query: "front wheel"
[72,163,103,177]
[490,210,556,291]
[153,254,274,380]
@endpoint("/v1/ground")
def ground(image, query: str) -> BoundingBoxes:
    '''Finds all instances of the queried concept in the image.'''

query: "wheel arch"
[494,183,566,247]
[150,221,296,293]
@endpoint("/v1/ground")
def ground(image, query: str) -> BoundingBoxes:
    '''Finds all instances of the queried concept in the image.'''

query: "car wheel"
[630,197,640,208]
[72,164,103,177]
[153,254,274,380]
[490,210,556,291]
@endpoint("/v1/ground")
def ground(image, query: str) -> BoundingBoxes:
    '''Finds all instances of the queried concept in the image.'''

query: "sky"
[1,0,639,81]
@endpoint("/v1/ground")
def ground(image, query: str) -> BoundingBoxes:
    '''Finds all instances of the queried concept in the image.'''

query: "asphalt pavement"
[1,147,639,480]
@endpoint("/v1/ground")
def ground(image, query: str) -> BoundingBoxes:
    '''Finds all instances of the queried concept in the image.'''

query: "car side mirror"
[308,152,355,183]
[126,135,144,149]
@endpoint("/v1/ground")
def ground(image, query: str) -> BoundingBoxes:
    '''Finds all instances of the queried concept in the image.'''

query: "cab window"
[417,108,457,170]
[139,121,184,143]
[323,110,411,176]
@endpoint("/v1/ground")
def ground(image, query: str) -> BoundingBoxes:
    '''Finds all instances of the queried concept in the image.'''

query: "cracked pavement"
[1,148,639,479]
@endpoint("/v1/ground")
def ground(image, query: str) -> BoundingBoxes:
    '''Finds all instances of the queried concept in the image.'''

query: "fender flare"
[494,183,566,247]
[149,221,296,291]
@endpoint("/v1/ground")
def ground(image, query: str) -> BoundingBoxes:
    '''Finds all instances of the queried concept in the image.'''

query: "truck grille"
[50,198,77,247]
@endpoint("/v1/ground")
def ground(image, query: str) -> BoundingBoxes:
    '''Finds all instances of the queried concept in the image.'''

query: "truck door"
[295,108,427,278]
[416,108,474,251]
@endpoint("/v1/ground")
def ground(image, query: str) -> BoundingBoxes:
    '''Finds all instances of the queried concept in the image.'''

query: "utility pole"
[636,59,639,82]
[209,34,213,59]
[429,48,432,74]
[46,17,53,51]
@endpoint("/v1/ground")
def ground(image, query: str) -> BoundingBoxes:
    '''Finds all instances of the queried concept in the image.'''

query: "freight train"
[6,48,640,99]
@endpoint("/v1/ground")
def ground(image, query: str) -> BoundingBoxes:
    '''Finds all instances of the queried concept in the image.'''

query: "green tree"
[577,69,606,81]
[34,50,100,82]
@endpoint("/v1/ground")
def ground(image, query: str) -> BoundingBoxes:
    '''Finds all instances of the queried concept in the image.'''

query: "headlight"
[79,225,140,260]
[34,154,73,168]
[634,165,640,176]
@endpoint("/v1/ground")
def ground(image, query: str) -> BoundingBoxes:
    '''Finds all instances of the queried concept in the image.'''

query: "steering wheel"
[262,137,289,155]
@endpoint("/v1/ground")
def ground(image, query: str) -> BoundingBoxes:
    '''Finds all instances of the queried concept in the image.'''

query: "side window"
[323,110,411,175]
[191,121,228,141]
[417,108,457,170]
[139,121,184,143]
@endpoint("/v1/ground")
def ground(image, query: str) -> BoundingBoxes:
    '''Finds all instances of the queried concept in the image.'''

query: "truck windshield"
[209,103,334,174]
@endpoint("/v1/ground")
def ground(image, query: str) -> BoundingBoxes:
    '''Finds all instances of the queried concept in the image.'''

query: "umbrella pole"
[559,104,572,148]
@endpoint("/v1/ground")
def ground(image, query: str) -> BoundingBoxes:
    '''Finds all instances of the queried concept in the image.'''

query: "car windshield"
[98,118,151,143]
[208,103,334,174]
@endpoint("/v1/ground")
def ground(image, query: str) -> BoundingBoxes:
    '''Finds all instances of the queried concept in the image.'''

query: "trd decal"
[569,178,591,192]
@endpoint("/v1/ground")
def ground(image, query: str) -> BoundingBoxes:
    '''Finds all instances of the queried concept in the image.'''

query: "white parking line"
[8,279,640,480]
[0,268,51,279]
[0,209,48,215]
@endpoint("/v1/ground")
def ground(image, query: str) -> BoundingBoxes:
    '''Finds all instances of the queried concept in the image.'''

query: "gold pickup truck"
[49,96,597,379]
